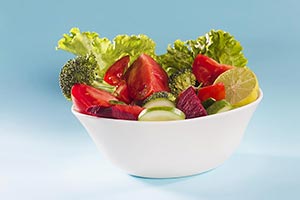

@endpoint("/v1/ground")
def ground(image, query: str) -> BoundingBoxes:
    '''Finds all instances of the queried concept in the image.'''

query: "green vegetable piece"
[206,100,233,115]
[143,91,176,104]
[56,27,103,56]
[169,68,196,96]
[201,98,216,109]
[138,107,186,121]
[143,99,175,109]
[157,40,194,76]
[142,92,176,108]
[59,55,115,100]
[109,100,126,105]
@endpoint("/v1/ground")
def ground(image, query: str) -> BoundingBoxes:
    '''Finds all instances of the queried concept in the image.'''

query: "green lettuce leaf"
[56,27,106,56]
[158,30,247,76]
[57,27,156,77]
[157,40,194,75]
[190,30,248,67]
[97,34,156,75]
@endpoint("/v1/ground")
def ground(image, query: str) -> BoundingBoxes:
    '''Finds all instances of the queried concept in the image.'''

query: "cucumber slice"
[138,107,186,121]
[207,100,233,115]
[143,98,175,108]
[201,98,216,109]
[142,91,176,108]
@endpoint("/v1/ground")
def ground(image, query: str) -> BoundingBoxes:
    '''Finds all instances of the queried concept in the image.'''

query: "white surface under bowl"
[72,89,263,178]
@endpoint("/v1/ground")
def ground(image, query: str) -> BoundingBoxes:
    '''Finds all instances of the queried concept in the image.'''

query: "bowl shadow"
[130,167,216,186]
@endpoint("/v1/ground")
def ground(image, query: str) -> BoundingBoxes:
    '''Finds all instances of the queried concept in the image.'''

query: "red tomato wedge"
[104,55,130,86]
[197,82,226,102]
[192,54,233,86]
[114,80,132,104]
[125,54,169,101]
[71,83,118,114]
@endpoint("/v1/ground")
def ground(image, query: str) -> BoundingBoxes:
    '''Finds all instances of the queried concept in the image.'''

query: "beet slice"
[87,104,143,120]
[176,86,207,119]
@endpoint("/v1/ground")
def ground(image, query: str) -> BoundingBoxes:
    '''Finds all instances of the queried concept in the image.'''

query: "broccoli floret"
[59,54,115,100]
[169,68,196,96]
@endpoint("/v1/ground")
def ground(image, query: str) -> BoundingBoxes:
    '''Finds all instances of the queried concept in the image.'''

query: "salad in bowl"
[57,28,262,178]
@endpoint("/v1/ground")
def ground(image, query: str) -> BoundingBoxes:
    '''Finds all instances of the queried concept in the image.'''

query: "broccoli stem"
[92,81,116,93]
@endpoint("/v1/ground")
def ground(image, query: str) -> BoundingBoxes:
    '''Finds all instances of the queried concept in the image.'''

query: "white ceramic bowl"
[72,89,263,178]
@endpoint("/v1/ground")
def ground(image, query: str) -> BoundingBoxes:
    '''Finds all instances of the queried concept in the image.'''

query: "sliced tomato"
[104,55,130,86]
[71,83,118,114]
[197,82,225,102]
[114,80,132,104]
[192,54,233,86]
[125,54,169,101]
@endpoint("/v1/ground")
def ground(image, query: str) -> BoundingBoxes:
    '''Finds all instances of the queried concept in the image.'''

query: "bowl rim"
[71,88,263,124]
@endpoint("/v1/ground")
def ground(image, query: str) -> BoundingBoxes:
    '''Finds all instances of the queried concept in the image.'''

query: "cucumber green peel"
[201,98,216,109]
[142,91,176,108]
[138,107,185,121]
[206,100,233,115]
[143,99,175,108]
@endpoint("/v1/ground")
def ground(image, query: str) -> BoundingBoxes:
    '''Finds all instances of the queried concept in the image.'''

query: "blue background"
[1,0,299,199]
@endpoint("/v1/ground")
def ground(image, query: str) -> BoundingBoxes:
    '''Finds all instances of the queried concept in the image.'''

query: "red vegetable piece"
[125,54,170,101]
[197,82,226,102]
[114,80,132,104]
[104,55,130,86]
[176,86,207,119]
[192,54,233,86]
[71,83,118,114]
[87,104,144,120]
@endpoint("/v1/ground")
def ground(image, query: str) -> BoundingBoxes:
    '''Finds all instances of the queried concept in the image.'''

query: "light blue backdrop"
[1,0,299,199]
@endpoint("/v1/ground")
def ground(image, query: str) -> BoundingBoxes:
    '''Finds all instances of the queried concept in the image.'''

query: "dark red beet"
[87,104,143,120]
[176,86,207,119]
[87,106,114,118]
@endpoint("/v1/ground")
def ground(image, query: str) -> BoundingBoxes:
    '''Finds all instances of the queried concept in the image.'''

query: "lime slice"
[214,67,259,107]
[138,107,185,121]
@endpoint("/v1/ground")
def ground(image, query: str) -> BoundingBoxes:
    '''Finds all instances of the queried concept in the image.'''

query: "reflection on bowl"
[72,89,263,178]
